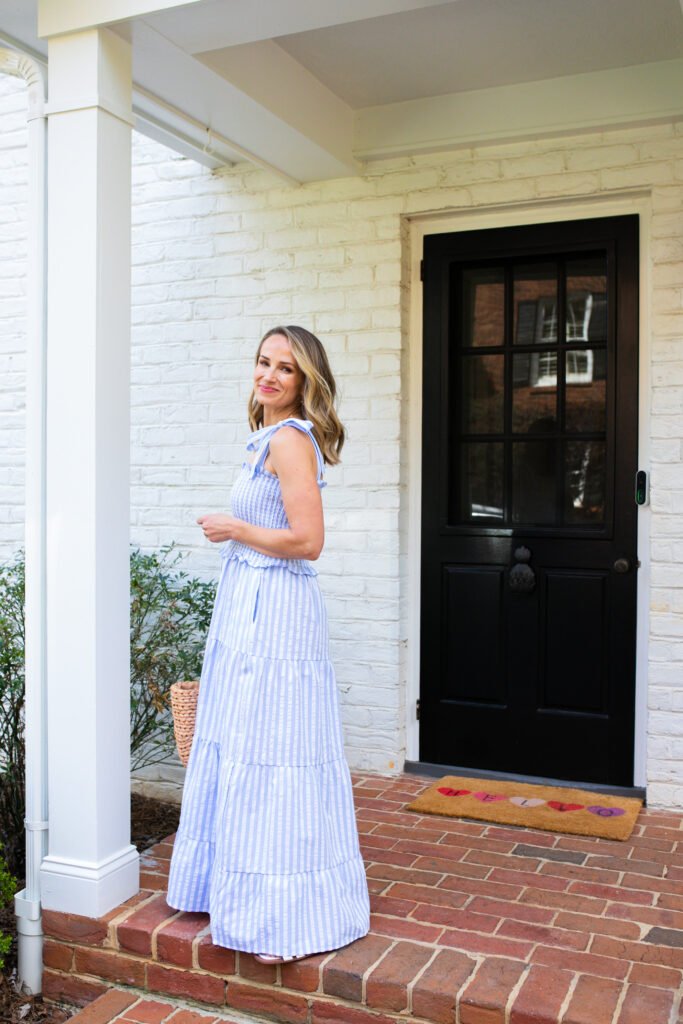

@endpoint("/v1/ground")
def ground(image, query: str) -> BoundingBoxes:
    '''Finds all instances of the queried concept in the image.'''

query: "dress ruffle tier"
[166,540,370,956]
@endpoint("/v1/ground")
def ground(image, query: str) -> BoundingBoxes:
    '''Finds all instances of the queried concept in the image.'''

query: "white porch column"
[39,26,139,916]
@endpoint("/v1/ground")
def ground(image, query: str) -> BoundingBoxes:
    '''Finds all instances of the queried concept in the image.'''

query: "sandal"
[253,952,311,964]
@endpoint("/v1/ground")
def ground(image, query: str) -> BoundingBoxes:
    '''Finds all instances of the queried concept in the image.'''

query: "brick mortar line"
[454,956,489,1024]
[668,983,683,1024]
[360,938,399,1005]
[405,945,442,1017]
[107,893,167,947]
[504,962,532,1024]
[609,979,630,1024]
[302,948,338,993]
[103,994,150,1024]
[150,913,184,961]
[557,972,580,1022]
[190,924,213,969]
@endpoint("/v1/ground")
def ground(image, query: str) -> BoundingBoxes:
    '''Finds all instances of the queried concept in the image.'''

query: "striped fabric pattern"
[166,418,371,957]
[219,417,326,575]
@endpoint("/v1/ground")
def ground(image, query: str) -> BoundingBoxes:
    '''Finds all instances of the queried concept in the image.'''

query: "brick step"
[43,888,680,1024]
[58,985,291,1024]
[41,770,683,1024]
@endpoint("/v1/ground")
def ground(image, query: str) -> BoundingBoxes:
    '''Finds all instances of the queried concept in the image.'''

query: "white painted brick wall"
[2,68,683,804]
[0,75,27,550]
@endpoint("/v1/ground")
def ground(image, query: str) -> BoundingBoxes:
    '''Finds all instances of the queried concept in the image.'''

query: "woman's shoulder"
[268,421,317,462]
[269,419,325,485]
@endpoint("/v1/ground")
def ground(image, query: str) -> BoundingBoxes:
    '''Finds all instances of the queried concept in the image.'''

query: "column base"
[40,843,139,917]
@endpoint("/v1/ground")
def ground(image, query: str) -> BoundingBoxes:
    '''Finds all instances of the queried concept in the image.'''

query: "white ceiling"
[272,0,683,108]
[2,0,683,181]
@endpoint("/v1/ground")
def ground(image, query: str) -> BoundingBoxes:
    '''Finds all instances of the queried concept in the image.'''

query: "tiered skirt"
[166,552,370,957]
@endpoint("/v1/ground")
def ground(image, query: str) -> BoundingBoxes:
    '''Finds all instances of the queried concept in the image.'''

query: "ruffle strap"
[246,417,326,488]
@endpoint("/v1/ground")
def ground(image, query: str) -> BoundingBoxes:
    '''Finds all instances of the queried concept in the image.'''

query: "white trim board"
[405,192,652,791]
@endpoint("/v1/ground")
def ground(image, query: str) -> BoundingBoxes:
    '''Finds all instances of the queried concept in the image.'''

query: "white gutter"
[0,46,49,997]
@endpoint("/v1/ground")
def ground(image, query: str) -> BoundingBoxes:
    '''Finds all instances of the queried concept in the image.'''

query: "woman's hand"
[196,514,242,544]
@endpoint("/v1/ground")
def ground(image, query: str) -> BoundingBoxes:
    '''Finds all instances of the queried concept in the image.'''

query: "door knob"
[613,558,630,573]
[509,545,535,592]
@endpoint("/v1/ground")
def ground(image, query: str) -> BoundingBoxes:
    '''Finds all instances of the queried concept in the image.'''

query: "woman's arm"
[196,427,325,560]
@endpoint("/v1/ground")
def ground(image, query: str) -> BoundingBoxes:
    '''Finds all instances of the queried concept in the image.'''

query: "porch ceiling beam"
[355,57,683,160]
[129,20,358,182]
[195,39,354,176]
[38,0,458,52]
[143,0,457,54]
[37,0,201,39]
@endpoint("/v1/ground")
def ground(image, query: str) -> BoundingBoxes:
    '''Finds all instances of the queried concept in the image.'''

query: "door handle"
[509,545,535,593]
[613,558,630,573]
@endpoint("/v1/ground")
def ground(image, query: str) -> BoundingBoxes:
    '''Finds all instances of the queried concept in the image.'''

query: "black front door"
[420,216,639,786]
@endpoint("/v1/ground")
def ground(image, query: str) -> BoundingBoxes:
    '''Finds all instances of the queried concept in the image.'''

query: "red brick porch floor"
[42,770,683,1024]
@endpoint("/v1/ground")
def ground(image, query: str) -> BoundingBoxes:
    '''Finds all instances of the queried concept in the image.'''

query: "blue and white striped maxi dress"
[166,416,371,957]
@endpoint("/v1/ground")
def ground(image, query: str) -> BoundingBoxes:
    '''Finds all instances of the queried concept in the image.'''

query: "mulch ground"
[0,794,180,1024]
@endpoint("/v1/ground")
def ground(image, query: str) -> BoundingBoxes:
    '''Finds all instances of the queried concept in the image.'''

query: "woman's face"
[254,333,304,418]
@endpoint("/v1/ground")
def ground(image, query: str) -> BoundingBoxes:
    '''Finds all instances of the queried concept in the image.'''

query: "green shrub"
[0,544,216,877]
[129,543,216,771]
[0,551,26,878]
[0,841,17,971]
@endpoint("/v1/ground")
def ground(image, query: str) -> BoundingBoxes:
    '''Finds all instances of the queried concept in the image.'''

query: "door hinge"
[420,259,424,281]
[416,699,421,720]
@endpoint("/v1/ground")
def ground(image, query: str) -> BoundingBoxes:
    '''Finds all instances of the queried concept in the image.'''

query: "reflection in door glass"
[565,441,606,523]
[565,350,607,432]
[512,440,557,524]
[459,442,504,521]
[461,268,505,347]
[514,264,557,345]
[460,354,504,433]
[566,258,607,343]
[512,352,557,432]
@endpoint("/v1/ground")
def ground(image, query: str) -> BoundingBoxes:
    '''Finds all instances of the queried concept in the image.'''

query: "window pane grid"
[452,252,609,527]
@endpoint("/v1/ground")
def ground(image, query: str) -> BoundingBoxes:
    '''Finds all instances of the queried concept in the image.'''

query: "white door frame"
[405,191,652,789]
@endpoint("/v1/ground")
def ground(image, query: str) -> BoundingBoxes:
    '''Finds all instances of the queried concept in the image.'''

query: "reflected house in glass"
[455,258,609,527]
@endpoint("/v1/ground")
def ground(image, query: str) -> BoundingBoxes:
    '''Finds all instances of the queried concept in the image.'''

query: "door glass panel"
[512,440,557,524]
[514,264,558,345]
[461,267,504,347]
[452,251,611,529]
[460,354,504,433]
[512,352,557,432]
[565,350,607,432]
[566,257,607,343]
[458,442,504,521]
[565,441,606,524]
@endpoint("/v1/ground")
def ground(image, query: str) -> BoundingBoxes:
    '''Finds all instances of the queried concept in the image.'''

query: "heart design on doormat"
[405,775,643,841]
[587,805,626,817]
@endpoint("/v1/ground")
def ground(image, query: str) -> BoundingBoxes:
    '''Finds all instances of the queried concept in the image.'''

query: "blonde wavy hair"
[248,325,345,465]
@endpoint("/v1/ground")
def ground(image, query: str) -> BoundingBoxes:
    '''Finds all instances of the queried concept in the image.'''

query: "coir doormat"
[406,775,642,841]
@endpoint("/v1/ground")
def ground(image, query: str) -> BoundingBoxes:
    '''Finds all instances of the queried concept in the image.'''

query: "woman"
[166,325,371,965]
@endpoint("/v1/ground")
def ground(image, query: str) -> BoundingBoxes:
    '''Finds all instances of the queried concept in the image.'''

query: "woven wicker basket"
[170,679,200,767]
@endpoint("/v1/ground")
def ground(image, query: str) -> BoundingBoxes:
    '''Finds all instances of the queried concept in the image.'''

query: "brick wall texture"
[1,71,682,804]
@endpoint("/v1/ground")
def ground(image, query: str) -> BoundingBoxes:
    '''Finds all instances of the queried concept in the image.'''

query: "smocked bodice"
[220,418,326,575]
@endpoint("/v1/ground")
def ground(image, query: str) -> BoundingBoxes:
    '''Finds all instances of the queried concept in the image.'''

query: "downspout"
[0,47,49,996]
